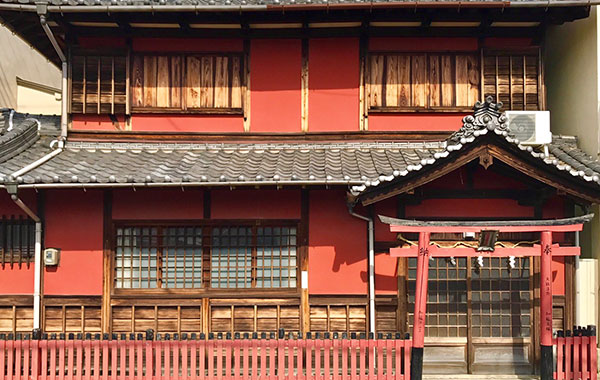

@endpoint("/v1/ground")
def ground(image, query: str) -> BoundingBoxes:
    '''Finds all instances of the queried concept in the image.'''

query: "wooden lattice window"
[71,55,127,114]
[131,53,243,112]
[471,257,531,338]
[482,49,542,110]
[367,53,480,111]
[408,257,468,338]
[407,255,532,339]
[114,222,297,290]
[0,216,35,265]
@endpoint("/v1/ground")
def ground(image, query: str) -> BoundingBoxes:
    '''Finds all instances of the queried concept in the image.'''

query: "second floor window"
[131,53,244,112]
[114,222,297,290]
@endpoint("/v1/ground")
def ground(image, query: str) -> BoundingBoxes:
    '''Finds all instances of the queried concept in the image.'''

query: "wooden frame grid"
[111,220,300,296]
[0,215,35,266]
[130,52,245,114]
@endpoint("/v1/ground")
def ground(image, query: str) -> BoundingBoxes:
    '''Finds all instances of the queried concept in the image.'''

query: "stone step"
[423,376,539,380]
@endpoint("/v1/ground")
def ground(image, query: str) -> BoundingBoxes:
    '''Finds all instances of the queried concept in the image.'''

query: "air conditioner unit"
[504,110,551,145]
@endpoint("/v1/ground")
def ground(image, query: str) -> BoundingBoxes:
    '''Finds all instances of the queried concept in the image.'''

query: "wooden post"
[540,230,553,380]
[411,232,430,380]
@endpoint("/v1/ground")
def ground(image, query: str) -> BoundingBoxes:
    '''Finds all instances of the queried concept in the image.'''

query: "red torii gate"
[380,213,595,380]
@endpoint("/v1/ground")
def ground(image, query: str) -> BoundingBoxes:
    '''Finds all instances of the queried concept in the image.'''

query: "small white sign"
[301,271,308,289]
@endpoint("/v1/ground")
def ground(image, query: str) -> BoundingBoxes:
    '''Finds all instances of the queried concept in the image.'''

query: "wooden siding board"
[411,55,427,107]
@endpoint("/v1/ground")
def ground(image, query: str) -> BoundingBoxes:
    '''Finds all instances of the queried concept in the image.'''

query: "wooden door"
[407,256,534,375]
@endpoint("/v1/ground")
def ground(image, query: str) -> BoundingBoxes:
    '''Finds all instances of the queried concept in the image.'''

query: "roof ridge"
[65,140,447,151]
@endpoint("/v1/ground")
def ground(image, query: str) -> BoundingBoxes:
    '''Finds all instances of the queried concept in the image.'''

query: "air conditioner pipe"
[348,204,376,335]
[38,10,68,140]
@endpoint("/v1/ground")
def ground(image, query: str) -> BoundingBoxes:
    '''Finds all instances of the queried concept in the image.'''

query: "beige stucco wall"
[546,7,600,256]
[16,85,61,115]
[0,24,61,111]
[546,7,600,333]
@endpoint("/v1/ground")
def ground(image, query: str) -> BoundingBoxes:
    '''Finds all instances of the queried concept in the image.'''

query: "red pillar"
[411,232,430,380]
[540,230,553,380]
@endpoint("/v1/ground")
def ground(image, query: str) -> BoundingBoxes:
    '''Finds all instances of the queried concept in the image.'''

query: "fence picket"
[349,339,357,380]
[0,335,416,380]
[15,340,22,380]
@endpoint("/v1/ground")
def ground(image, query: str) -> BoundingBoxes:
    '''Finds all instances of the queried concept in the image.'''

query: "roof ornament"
[447,96,511,148]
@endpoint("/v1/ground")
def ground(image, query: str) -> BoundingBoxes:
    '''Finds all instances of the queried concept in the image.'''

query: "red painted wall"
[0,191,37,294]
[250,39,302,132]
[368,114,466,132]
[212,189,300,219]
[308,38,360,132]
[113,189,204,220]
[71,115,126,131]
[44,190,104,295]
[131,115,244,133]
[406,198,534,219]
[308,190,367,295]
[374,198,400,295]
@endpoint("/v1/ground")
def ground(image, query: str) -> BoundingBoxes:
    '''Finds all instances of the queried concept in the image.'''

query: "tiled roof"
[351,97,600,196]
[1,102,599,199]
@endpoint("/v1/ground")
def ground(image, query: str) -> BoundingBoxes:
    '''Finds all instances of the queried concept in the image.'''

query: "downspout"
[5,185,42,334]
[37,5,67,140]
[348,204,376,335]
[4,139,64,336]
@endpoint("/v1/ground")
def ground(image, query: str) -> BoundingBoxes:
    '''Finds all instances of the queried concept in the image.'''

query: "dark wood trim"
[0,295,34,306]
[68,130,452,142]
[368,107,473,113]
[111,288,302,298]
[102,189,113,334]
[301,38,309,133]
[130,107,244,115]
[396,195,407,334]
[203,189,211,219]
[112,218,300,226]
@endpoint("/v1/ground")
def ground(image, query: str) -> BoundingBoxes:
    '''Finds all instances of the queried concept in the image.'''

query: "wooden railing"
[0,331,412,380]
[554,325,598,380]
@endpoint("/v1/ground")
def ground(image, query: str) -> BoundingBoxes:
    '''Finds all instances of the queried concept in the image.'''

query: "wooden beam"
[301,38,309,132]
[390,244,580,258]
[243,39,251,132]
[101,190,113,334]
[382,213,592,232]
[300,189,310,336]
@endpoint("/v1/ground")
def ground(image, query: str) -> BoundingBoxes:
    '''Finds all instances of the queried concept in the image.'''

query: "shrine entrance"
[407,256,532,374]
[381,214,593,380]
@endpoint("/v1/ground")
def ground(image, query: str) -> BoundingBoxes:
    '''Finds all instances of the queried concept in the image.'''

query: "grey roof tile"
[1,102,600,198]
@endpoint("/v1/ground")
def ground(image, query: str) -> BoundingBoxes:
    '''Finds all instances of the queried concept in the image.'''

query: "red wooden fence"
[554,326,598,380]
[0,334,412,380]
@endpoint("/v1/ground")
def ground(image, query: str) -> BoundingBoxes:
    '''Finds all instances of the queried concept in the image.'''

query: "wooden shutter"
[71,55,127,115]
[368,53,480,110]
[482,49,543,110]
[131,53,243,112]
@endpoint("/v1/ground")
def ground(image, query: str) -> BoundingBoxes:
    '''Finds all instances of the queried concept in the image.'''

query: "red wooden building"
[0,0,599,376]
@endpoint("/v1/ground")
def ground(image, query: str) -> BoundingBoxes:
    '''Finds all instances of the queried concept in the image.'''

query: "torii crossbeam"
[380,214,594,380]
